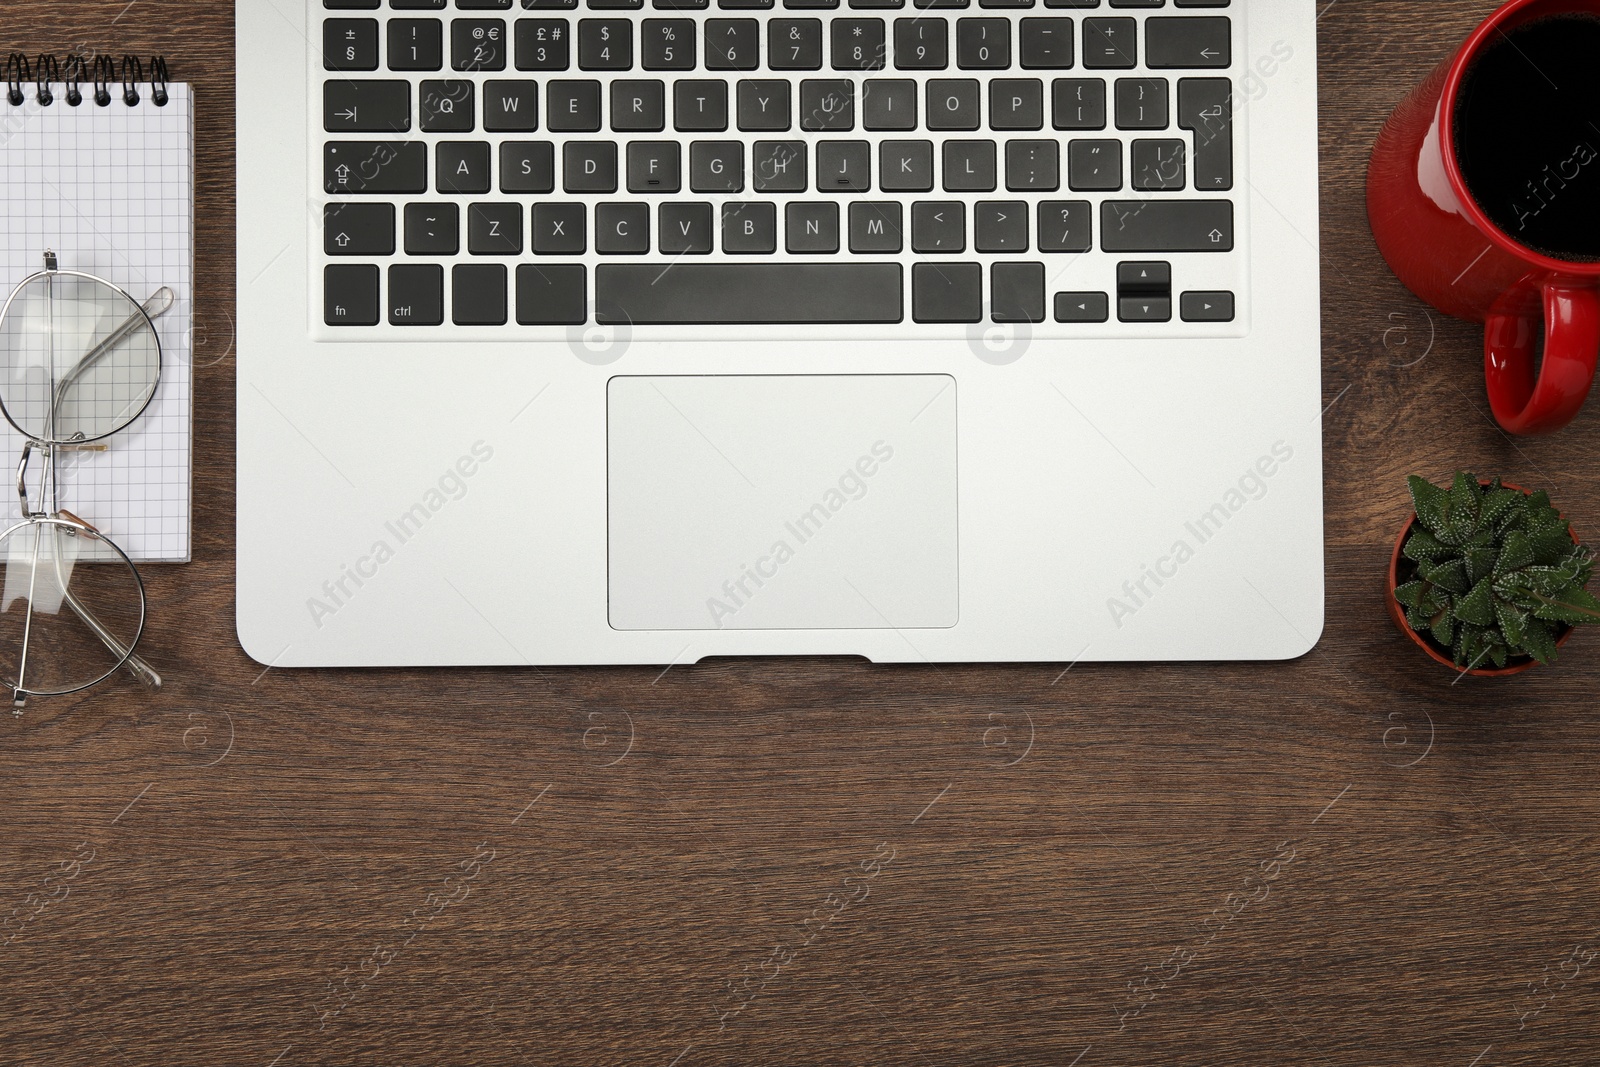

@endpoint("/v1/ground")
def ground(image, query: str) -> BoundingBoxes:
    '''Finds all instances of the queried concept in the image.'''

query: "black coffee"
[1454,13,1600,261]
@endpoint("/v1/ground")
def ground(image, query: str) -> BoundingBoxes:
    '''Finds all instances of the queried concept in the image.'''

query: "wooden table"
[5,2,1599,1063]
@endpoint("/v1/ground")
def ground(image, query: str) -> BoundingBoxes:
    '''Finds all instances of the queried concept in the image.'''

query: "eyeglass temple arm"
[51,286,173,424]
[47,532,161,691]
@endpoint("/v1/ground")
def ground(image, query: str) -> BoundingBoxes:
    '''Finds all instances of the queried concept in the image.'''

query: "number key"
[516,20,571,71]
[956,19,1009,70]
[769,19,823,70]
[706,19,761,70]
[642,19,696,70]
[390,19,444,71]
[579,19,634,70]
[832,19,887,70]
[453,19,509,71]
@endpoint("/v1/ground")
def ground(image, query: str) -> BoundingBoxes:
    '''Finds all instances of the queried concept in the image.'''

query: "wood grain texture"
[4,2,1600,1064]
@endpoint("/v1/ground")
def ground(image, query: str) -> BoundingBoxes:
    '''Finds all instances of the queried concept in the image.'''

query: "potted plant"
[1388,472,1600,675]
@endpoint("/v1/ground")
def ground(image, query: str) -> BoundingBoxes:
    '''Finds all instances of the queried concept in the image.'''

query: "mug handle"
[1484,280,1600,435]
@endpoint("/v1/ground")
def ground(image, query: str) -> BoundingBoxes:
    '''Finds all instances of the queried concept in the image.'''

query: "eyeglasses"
[0,253,166,713]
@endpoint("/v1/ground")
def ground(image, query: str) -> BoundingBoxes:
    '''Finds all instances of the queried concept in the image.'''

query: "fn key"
[326,265,380,326]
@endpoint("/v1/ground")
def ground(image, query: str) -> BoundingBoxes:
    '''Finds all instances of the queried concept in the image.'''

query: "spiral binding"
[1,54,170,108]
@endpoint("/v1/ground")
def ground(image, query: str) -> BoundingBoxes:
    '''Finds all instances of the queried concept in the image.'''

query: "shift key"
[325,142,428,194]
[1100,200,1232,252]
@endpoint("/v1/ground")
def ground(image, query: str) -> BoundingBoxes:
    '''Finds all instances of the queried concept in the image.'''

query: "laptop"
[236,0,1323,667]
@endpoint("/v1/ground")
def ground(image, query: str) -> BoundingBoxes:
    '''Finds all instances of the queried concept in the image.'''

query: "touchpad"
[608,375,958,631]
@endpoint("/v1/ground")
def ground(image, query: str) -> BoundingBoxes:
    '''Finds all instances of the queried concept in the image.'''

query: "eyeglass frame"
[0,252,166,712]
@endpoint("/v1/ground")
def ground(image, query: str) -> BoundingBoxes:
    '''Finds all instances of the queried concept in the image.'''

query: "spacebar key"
[595,264,903,325]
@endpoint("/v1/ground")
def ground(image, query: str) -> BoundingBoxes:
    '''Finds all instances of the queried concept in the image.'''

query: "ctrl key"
[389,264,445,326]
[325,264,380,326]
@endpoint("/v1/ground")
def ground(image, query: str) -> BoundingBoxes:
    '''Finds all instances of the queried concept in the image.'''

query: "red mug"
[1368,0,1600,435]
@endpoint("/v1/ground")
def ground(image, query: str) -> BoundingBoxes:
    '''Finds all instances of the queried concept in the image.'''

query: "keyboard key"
[832,18,888,69]
[991,262,1044,322]
[1117,260,1170,293]
[862,78,917,129]
[894,18,948,70]
[547,80,602,130]
[926,79,979,129]
[388,264,445,326]
[405,203,461,254]
[390,19,445,70]
[690,140,745,191]
[990,79,1043,130]
[880,139,934,191]
[660,202,715,252]
[590,0,644,9]
[1114,78,1168,129]
[1131,138,1186,190]
[707,19,762,69]
[1067,139,1121,191]
[522,0,580,7]
[911,200,964,251]
[484,80,539,130]
[325,202,396,256]
[1178,77,1232,191]
[816,140,871,191]
[453,264,509,325]
[943,140,996,191]
[516,19,571,70]
[975,200,1027,251]
[800,80,855,130]
[324,81,411,133]
[1038,200,1091,252]
[468,202,524,254]
[533,202,587,252]
[325,142,428,194]
[1019,18,1073,69]
[676,80,730,130]
[501,141,556,192]
[771,19,824,69]
[420,80,476,131]
[752,140,808,190]
[912,262,981,322]
[453,19,509,70]
[737,80,792,130]
[722,202,779,252]
[1005,139,1059,190]
[1082,17,1136,68]
[849,202,904,252]
[579,19,633,69]
[437,141,492,193]
[1119,295,1171,322]
[612,80,666,130]
[564,141,618,191]
[956,19,1009,69]
[596,203,651,253]
[1100,199,1233,252]
[627,141,681,191]
[1052,77,1106,129]
[517,264,588,324]
[325,265,380,326]
[595,263,901,322]
[1180,290,1235,322]
[642,19,696,69]
[787,202,841,252]
[1054,291,1108,323]
[325,19,380,71]
[1146,17,1230,69]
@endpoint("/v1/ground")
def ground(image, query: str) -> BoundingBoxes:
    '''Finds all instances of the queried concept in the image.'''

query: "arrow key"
[1054,291,1109,324]
[1180,290,1235,323]
[1119,295,1172,323]
[324,202,396,256]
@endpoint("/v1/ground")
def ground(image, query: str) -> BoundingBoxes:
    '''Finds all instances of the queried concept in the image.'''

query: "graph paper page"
[0,84,193,563]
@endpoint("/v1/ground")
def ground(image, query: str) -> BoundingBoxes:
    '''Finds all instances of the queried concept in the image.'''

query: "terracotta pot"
[1386,482,1577,677]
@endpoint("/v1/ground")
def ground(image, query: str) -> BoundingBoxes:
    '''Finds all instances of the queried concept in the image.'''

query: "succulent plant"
[1394,473,1599,670]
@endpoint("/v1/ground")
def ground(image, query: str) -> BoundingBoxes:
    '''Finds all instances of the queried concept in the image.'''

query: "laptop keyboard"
[317,0,1240,334]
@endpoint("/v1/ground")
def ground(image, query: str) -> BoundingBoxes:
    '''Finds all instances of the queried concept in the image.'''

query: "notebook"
[0,58,192,563]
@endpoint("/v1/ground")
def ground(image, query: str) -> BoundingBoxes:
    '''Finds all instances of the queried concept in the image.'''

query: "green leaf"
[1454,579,1495,626]
[1494,530,1536,578]
[1528,524,1575,565]
[1448,472,1483,540]
[1402,528,1451,563]
[1479,487,1524,530]
[1408,476,1452,541]
[1393,581,1424,609]
[1531,586,1600,625]
[1419,559,1469,593]
[1433,610,1457,647]
[1464,545,1498,584]
[1494,597,1529,647]
[1522,618,1559,665]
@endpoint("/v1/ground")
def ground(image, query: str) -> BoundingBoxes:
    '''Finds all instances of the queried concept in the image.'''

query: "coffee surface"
[1454,14,1600,262]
